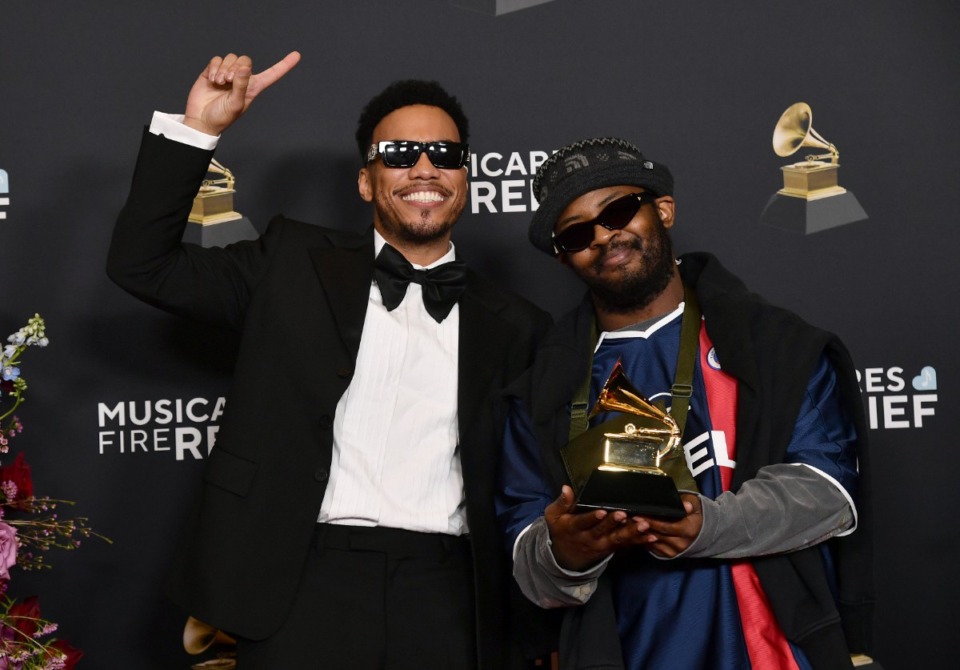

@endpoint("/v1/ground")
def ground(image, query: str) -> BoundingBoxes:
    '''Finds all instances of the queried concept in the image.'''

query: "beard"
[373,201,462,248]
[581,217,676,314]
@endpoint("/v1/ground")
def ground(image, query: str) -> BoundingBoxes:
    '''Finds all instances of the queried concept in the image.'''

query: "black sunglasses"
[366,140,470,169]
[552,191,658,254]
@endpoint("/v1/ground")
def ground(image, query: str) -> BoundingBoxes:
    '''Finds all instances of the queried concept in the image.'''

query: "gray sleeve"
[511,517,612,608]
[678,462,856,559]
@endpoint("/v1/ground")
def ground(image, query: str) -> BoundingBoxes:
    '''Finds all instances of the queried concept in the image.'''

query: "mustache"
[592,237,643,270]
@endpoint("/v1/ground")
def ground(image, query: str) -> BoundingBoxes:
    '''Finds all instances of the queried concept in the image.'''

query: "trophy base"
[760,191,867,234]
[575,469,686,519]
[451,0,554,16]
[182,216,259,248]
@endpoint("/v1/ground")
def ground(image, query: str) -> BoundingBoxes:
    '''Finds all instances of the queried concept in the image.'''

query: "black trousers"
[237,524,477,669]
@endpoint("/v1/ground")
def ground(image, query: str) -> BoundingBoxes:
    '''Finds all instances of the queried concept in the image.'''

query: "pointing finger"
[253,50,302,92]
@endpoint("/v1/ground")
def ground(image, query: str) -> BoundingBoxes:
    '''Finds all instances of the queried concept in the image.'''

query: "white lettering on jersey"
[684,430,736,478]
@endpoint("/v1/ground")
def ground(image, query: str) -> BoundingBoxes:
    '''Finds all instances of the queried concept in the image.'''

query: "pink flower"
[0,522,17,579]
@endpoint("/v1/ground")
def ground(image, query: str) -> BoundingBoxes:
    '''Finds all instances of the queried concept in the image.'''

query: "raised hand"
[183,51,302,136]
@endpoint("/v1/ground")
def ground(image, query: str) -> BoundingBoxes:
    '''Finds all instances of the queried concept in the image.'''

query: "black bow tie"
[374,244,467,323]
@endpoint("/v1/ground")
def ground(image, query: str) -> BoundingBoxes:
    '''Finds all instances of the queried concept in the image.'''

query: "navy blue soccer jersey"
[498,306,858,670]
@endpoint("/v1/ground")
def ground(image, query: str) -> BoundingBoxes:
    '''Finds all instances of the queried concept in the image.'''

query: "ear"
[358,166,373,202]
[655,195,676,229]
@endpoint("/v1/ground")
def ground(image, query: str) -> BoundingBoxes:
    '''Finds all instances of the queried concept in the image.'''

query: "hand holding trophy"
[561,361,698,519]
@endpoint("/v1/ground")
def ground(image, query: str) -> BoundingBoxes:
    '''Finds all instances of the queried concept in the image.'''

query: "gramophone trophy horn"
[561,362,698,519]
[771,102,846,200]
[183,615,236,655]
[773,102,839,164]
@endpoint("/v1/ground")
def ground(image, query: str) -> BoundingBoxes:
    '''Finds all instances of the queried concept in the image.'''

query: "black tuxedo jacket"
[107,130,551,668]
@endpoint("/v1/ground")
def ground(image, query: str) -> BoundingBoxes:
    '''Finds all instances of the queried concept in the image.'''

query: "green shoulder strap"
[568,284,701,442]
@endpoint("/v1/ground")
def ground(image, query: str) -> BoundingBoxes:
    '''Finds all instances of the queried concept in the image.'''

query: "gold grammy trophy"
[183,159,259,248]
[561,362,698,519]
[760,102,867,233]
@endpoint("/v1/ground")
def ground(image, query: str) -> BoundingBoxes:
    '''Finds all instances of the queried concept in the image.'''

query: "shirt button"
[336,367,353,379]
[314,468,329,483]
[319,415,332,430]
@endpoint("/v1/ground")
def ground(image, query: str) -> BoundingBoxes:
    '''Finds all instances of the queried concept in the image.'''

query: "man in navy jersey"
[496,137,877,669]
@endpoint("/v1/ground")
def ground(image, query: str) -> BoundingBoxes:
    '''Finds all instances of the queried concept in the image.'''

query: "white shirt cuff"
[149,111,219,151]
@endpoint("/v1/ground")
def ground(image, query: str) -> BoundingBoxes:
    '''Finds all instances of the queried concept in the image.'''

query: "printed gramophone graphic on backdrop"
[451,0,555,16]
[760,102,868,234]
[190,158,243,225]
[183,159,259,248]
[561,361,698,519]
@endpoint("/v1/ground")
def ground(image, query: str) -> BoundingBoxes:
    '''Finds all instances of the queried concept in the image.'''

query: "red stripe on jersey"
[699,324,799,670]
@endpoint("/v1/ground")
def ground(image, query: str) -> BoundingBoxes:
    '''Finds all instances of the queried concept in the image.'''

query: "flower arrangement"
[0,315,106,669]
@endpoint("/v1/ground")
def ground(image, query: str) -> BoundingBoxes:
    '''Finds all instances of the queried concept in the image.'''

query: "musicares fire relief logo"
[97,396,225,461]
[469,149,550,215]
[0,169,9,220]
[857,364,938,430]
[451,0,555,16]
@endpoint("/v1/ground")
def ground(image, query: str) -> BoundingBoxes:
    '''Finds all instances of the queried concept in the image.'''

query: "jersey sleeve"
[783,354,859,504]
[495,396,555,553]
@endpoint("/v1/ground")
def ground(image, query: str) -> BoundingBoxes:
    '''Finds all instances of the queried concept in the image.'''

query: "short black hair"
[355,79,470,162]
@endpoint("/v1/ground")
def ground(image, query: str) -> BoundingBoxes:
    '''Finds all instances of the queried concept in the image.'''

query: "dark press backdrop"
[0,1,957,667]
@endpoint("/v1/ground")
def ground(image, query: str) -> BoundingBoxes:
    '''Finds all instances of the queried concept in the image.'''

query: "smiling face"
[555,184,682,324]
[358,104,468,260]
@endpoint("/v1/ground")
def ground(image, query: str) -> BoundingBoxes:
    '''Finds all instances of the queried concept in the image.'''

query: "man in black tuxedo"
[107,52,550,669]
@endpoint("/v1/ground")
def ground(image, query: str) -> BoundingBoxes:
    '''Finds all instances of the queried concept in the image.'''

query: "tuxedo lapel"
[308,229,374,363]
[457,279,513,438]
